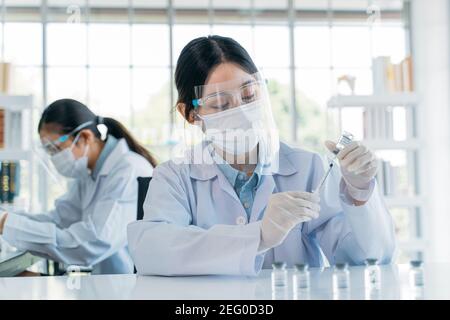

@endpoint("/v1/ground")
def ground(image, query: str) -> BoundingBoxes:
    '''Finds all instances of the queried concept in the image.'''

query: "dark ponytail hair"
[175,35,258,120]
[38,99,158,167]
[101,117,157,167]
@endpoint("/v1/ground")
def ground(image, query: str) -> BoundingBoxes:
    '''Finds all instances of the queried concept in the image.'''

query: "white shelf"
[328,93,419,108]
[327,90,426,256]
[0,95,33,111]
[364,139,420,150]
[0,94,35,212]
[0,149,32,161]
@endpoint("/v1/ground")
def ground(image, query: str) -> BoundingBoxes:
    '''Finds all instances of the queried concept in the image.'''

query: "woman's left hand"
[0,212,8,234]
[325,140,378,198]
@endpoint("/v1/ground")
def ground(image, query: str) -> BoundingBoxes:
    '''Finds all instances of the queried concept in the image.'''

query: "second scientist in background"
[0,99,156,274]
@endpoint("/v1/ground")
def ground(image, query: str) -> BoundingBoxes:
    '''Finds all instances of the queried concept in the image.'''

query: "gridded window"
[131,24,170,67]
[47,23,87,66]
[47,67,87,103]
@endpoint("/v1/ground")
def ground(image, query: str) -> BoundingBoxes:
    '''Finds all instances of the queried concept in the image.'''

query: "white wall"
[411,0,450,262]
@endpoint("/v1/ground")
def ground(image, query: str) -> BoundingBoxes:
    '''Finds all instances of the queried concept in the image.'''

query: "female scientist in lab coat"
[127,35,396,276]
[0,99,156,274]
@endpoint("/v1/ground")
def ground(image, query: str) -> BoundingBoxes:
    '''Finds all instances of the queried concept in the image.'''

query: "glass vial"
[333,263,350,290]
[409,260,424,287]
[334,131,354,154]
[364,258,381,289]
[293,263,310,290]
[271,262,288,289]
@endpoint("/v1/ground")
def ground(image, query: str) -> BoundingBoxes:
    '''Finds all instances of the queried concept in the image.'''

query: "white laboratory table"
[0,263,449,300]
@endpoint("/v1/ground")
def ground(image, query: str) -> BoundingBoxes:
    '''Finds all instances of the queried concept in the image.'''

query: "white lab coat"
[2,139,153,274]
[128,142,396,276]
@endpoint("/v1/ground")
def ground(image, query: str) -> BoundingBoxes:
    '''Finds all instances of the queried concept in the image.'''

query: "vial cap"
[365,258,378,266]
[272,262,286,269]
[335,262,348,270]
[294,263,309,272]
[410,260,423,268]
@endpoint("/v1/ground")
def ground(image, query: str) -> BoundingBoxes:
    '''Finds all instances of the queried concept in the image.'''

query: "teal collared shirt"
[91,135,118,180]
[207,144,263,219]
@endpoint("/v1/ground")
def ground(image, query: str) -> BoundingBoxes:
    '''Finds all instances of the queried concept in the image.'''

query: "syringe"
[313,131,354,194]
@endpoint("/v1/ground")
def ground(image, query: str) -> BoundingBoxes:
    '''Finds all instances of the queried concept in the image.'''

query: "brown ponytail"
[102,117,158,168]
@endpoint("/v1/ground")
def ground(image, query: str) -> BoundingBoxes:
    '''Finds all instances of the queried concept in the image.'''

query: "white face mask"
[199,100,265,155]
[50,134,90,178]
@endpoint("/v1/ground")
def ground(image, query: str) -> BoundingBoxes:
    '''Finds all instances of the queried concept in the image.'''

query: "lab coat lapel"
[215,167,248,217]
[81,177,98,209]
[249,174,275,223]
[249,143,297,223]
[81,139,129,209]
[216,169,239,202]
[189,144,246,217]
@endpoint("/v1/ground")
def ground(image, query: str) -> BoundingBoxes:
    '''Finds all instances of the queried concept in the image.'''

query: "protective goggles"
[192,72,268,116]
[41,121,94,156]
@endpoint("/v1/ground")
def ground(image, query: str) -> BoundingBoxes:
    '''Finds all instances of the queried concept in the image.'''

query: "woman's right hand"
[259,191,320,252]
[0,212,8,235]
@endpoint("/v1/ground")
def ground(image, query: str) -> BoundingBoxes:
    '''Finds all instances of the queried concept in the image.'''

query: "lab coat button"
[236,216,246,225]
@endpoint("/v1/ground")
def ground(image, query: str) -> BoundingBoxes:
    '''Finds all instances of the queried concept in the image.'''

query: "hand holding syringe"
[262,131,355,241]
[313,132,354,195]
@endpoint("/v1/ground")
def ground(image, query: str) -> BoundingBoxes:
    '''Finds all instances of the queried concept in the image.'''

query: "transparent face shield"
[174,72,280,174]
[33,144,67,190]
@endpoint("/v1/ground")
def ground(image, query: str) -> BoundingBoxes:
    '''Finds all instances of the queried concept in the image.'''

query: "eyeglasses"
[41,121,94,156]
[192,79,267,114]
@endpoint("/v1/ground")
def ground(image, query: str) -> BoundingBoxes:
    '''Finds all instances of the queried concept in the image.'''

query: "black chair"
[134,176,152,274]
[137,177,152,221]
